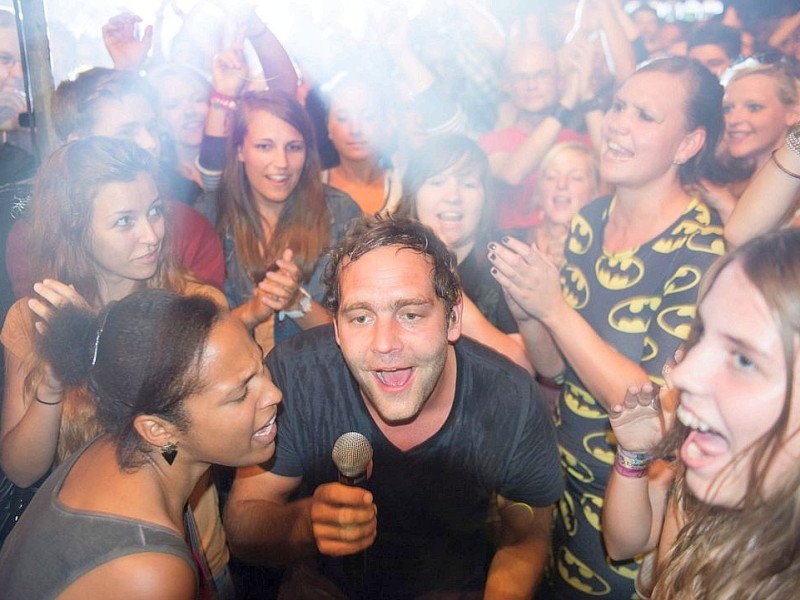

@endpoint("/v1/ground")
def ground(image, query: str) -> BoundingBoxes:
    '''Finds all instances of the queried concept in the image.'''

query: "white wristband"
[278,287,312,321]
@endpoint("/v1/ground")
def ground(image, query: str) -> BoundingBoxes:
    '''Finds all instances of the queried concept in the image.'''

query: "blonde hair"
[726,63,800,110]
[535,142,599,198]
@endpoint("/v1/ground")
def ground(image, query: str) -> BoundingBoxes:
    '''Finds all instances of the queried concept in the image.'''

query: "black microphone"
[332,432,373,486]
[331,432,373,597]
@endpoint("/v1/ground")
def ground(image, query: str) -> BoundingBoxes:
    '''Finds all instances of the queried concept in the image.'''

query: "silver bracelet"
[785,124,800,158]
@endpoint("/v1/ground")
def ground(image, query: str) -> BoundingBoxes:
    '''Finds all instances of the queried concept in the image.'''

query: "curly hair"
[37,289,223,469]
[323,215,461,320]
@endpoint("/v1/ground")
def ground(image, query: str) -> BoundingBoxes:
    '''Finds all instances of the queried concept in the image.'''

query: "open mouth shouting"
[677,404,729,471]
[374,367,414,391]
[253,412,278,446]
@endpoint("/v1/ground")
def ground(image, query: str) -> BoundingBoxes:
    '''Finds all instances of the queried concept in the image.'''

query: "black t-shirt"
[458,247,518,334]
[266,325,563,599]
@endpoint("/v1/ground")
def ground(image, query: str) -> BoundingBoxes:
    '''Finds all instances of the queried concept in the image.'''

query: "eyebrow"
[723,333,772,361]
[341,297,432,313]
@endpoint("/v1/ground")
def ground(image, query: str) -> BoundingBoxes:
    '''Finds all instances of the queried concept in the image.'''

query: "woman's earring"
[161,441,178,466]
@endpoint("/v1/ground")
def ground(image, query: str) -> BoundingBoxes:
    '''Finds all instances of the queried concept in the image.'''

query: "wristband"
[278,287,312,321]
[614,447,652,478]
[209,91,237,111]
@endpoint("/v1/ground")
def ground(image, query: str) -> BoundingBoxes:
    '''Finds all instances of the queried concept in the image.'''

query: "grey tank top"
[0,441,196,599]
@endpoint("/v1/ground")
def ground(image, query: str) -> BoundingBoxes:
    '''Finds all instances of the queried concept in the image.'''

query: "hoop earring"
[161,441,178,466]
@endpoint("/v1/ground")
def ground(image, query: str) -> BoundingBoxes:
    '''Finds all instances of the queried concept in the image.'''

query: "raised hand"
[28,279,92,335]
[608,383,665,453]
[488,236,564,323]
[212,44,247,97]
[239,248,303,329]
[102,12,153,71]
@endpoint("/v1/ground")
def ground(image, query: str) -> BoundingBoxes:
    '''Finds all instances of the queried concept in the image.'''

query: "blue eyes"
[113,204,163,229]
[732,352,755,371]
[254,142,305,153]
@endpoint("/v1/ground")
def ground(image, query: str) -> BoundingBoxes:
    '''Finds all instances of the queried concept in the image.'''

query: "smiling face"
[414,159,485,263]
[601,71,703,190]
[538,147,596,227]
[237,109,306,211]
[155,72,209,149]
[723,74,798,167]
[88,172,164,298]
[671,261,800,508]
[180,313,282,467]
[333,246,461,426]
[327,80,384,163]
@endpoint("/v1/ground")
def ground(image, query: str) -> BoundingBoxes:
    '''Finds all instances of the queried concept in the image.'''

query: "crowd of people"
[1,0,800,598]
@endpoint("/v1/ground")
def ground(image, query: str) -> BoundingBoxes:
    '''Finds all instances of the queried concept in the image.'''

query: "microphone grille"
[332,432,373,477]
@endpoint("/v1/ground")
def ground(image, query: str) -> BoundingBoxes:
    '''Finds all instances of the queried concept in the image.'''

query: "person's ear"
[784,104,800,129]
[133,415,177,449]
[446,298,463,343]
[674,127,706,166]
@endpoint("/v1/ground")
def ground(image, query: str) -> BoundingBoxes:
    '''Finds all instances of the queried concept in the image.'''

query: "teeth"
[685,439,702,460]
[608,141,627,152]
[267,175,287,182]
[676,405,711,433]
[438,212,463,221]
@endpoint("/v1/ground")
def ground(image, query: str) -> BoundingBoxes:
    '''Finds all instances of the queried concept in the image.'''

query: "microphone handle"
[338,471,368,486]
[337,470,369,596]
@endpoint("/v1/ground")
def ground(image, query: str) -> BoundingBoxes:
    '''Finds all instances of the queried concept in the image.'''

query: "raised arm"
[488,72,580,188]
[238,9,297,96]
[596,0,637,81]
[489,236,652,409]
[0,280,89,486]
[102,12,153,71]
[725,129,800,247]
[602,384,673,560]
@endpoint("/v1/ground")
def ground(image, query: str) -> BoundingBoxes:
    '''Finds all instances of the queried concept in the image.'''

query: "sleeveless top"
[0,441,196,599]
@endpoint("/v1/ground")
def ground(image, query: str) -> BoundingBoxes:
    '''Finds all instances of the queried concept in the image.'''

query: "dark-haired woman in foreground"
[0,137,233,591]
[0,289,281,599]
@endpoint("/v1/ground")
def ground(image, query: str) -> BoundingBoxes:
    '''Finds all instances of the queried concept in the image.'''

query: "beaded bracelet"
[614,447,652,479]
[210,91,237,111]
[771,150,800,180]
